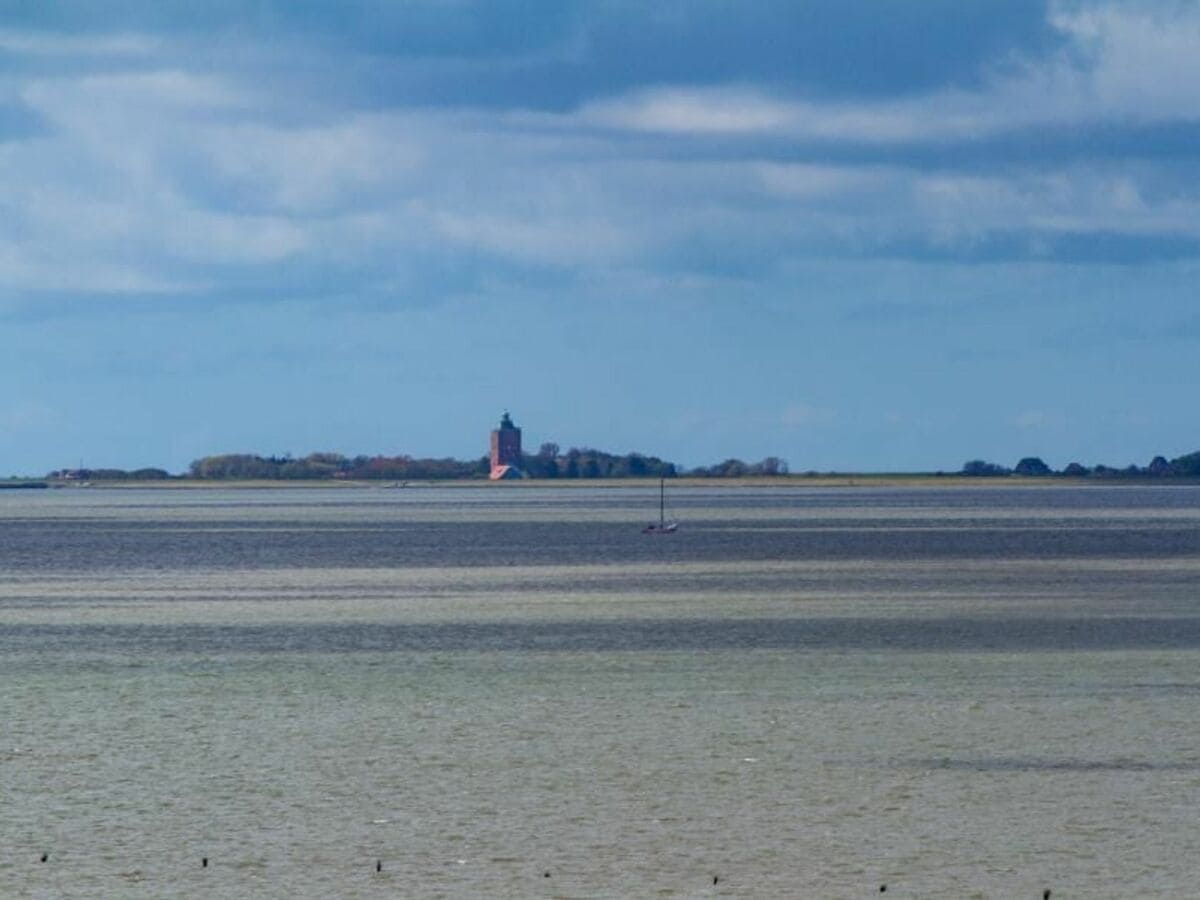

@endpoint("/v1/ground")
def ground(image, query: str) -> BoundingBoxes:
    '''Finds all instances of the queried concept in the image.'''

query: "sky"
[2,0,1199,475]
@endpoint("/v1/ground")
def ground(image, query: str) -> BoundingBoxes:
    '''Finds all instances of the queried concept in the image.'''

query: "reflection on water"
[1,485,1199,898]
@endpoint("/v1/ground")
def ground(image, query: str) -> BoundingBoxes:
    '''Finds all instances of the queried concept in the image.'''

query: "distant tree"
[190,454,278,479]
[190,451,483,481]
[1148,456,1173,477]
[625,454,647,477]
[961,460,1011,477]
[1014,457,1052,476]
[1087,463,1143,479]
[306,452,349,471]
[756,456,789,476]
[526,447,675,479]
[1170,450,1200,477]
[130,468,170,480]
[1062,462,1089,477]
[694,458,748,477]
[521,452,558,478]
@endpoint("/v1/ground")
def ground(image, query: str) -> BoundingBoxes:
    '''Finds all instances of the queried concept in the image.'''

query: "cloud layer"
[3,1,1200,316]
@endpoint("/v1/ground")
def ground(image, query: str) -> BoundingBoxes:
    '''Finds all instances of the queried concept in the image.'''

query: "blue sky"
[2,1,1199,474]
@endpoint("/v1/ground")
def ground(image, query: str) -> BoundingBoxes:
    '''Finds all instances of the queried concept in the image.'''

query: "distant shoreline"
[19,474,1200,490]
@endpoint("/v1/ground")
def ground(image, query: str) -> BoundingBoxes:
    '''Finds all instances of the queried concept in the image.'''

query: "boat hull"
[642,522,678,534]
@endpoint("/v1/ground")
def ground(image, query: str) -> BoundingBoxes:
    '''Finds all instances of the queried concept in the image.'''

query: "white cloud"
[579,86,952,141]
[0,236,190,294]
[163,210,311,264]
[913,166,1200,243]
[582,88,799,134]
[1052,2,1200,120]
[194,115,426,214]
[0,29,157,58]
[24,69,247,120]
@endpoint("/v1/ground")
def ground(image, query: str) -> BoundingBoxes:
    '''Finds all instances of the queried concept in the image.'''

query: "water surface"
[1,484,1198,897]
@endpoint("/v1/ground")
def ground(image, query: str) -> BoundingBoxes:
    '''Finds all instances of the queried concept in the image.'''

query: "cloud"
[578,5,1200,142]
[0,29,158,58]
[582,89,799,135]
[1,1,1200,322]
[0,1,1063,103]
[188,116,425,215]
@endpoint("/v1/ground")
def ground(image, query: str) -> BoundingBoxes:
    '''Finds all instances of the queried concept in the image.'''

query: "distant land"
[8,447,1200,484]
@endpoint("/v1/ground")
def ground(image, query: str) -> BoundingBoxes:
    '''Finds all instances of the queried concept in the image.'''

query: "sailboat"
[642,478,678,534]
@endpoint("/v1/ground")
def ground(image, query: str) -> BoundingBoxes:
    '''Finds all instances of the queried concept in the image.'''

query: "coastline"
[24,474,1176,490]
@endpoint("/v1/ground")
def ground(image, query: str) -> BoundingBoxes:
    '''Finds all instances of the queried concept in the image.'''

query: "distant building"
[489,411,524,480]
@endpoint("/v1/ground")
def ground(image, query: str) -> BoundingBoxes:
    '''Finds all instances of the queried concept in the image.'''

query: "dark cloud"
[7,0,1061,108]
[340,0,1064,111]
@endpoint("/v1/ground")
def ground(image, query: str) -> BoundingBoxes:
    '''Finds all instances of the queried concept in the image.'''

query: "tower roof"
[499,411,517,430]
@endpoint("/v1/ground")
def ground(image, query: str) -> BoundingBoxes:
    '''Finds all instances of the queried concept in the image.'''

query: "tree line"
[187,453,486,480]
[47,467,171,481]
[961,450,1200,479]
[177,447,790,480]
[56,448,1200,482]
[182,449,685,480]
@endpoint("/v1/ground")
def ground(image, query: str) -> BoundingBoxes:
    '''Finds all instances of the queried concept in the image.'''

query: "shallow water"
[1,484,1198,897]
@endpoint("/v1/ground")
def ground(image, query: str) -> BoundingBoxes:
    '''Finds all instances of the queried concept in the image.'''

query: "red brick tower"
[489,411,523,479]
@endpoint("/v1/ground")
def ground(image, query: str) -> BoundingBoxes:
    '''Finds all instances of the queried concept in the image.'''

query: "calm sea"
[1,484,1198,898]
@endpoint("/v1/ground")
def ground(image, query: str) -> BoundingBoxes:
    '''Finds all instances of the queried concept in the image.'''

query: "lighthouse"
[489,411,524,480]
